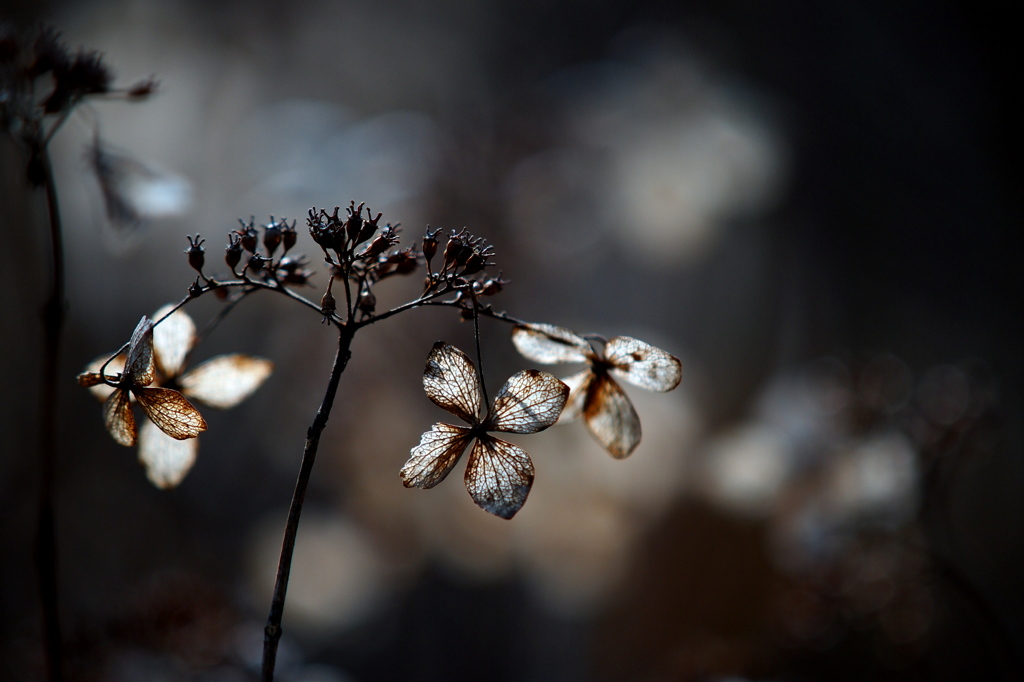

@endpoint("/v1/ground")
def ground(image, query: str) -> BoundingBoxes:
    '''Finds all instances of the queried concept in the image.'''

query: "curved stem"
[261,324,354,681]
[35,148,65,682]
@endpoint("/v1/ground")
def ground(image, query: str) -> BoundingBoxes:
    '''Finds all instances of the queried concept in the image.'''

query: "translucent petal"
[179,355,273,409]
[400,423,473,489]
[81,355,125,401]
[511,323,593,365]
[557,370,593,424]
[487,369,568,434]
[125,316,156,387]
[138,419,199,489]
[422,342,483,425]
[152,304,196,378]
[102,389,136,447]
[134,387,207,440]
[464,436,534,519]
[604,337,682,393]
[583,375,641,458]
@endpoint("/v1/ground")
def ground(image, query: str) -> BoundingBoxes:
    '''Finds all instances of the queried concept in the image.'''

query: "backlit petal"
[583,375,641,458]
[511,323,593,364]
[487,369,568,434]
[152,304,196,378]
[423,342,483,425]
[604,337,682,393]
[557,370,593,424]
[464,436,534,519]
[134,387,207,440]
[138,419,199,489]
[180,354,273,409]
[400,423,473,489]
[81,354,125,401]
[125,316,156,387]
[102,389,136,446]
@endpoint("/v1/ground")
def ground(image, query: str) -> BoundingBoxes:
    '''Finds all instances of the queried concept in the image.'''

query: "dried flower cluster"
[78,202,682,517]
[1,26,155,183]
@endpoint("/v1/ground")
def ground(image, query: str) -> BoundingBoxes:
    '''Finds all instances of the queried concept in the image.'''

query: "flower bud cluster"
[422,227,501,302]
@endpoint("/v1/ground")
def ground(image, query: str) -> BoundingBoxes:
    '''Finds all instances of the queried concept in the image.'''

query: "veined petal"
[103,389,136,447]
[81,354,125,401]
[604,337,682,393]
[487,369,568,434]
[511,323,593,364]
[557,369,593,424]
[423,342,483,425]
[464,436,534,519]
[401,423,473,489]
[152,304,196,378]
[138,419,199,489]
[179,354,273,409]
[134,387,207,440]
[583,375,641,458]
[125,316,156,387]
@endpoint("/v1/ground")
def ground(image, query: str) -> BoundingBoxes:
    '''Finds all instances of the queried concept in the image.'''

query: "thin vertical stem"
[472,301,488,407]
[262,324,354,681]
[34,148,65,682]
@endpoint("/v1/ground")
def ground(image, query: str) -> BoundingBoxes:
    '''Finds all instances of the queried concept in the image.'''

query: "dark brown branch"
[261,324,354,681]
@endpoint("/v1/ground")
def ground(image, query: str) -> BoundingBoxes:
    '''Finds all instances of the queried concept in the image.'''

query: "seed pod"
[185,235,205,275]
[422,228,439,268]
[225,234,243,272]
[320,276,337,321]
[358,288,376,314]
[281,219,297,252]
[263,218,282,256]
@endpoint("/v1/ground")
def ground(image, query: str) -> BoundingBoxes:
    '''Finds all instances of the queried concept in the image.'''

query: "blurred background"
[1,0,1019,680]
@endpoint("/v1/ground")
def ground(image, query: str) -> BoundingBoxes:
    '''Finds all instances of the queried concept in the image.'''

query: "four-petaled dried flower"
[511,323,682,458]
[401,342,568,519]
[78,316,207,453]
[80,306,273,487]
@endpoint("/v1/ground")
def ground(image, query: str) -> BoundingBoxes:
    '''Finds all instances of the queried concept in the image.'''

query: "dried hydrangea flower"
[401,342,568,519]
[511,323,682,458]
[78,316,207,451]
[80,306,272,487]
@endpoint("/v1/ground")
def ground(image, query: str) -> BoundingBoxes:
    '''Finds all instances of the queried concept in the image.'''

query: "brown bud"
[358,288,376,314]
[185,235,205,275]
[225,234,243,272]
[263,218,283,256]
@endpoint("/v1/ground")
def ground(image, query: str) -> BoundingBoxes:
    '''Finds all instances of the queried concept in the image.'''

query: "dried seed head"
[263,217,283,256]
[278,255,314,285]
[236,219,258,253]
[320,276,337,321]
[281,219,297,252]
[358,288,376,314]
[185,235,205,275]
[225,233,243,272]
[344,201,365,242]
[422,227,440,268]
[247,253,269,272]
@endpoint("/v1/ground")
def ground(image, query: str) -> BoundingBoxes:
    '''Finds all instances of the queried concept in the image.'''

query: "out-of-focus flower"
[511,323,682,458]
[88,136,193,231]
[80,305,272,487]
[400,342,568,519]
[78,315,207,452]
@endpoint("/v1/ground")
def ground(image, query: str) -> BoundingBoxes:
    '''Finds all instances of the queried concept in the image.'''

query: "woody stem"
[261,323,354,681]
